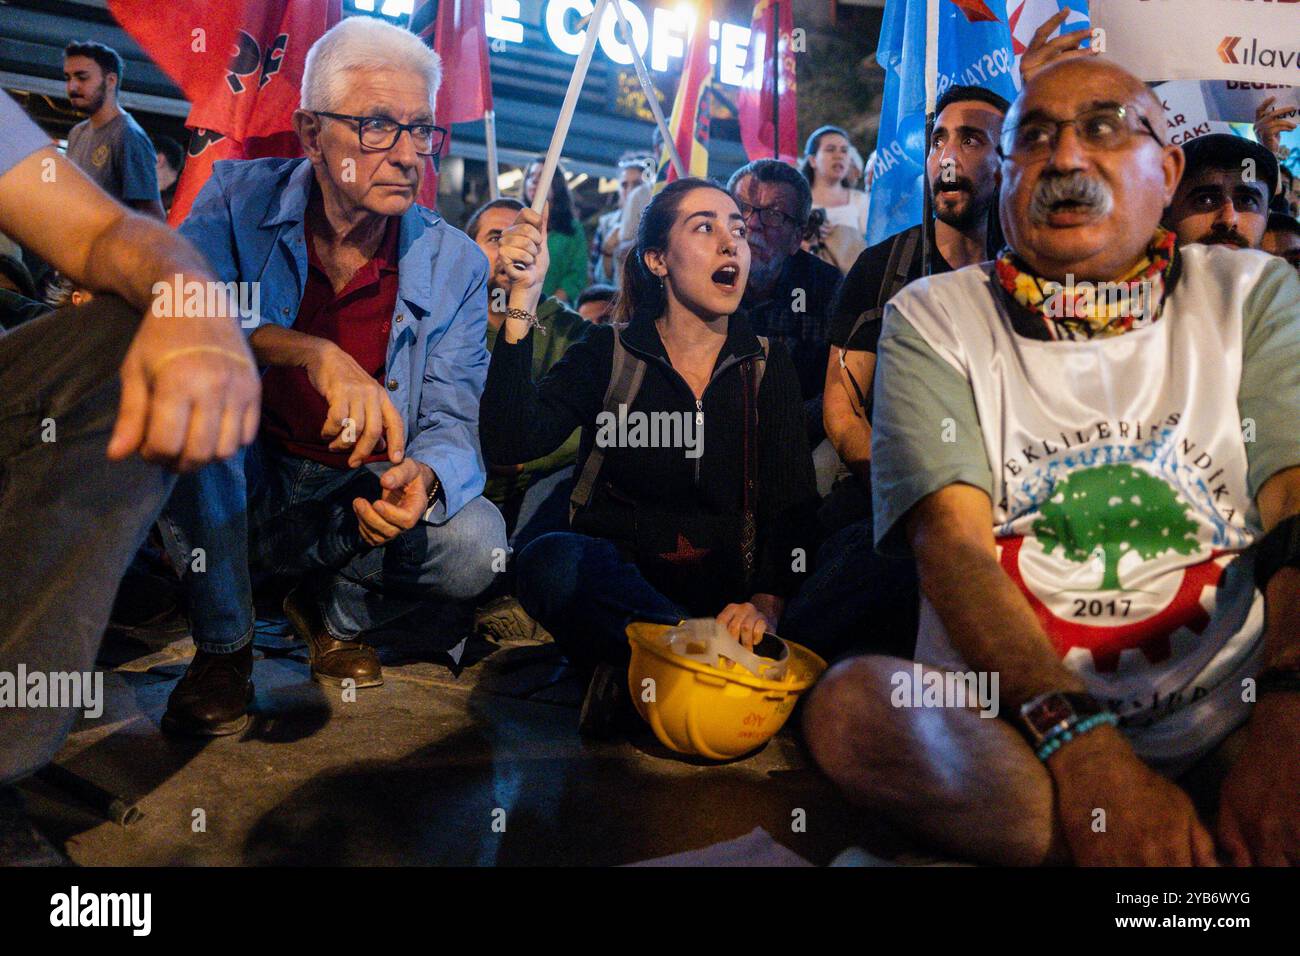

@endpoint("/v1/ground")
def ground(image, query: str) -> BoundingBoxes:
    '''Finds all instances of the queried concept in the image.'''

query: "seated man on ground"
[161,16,505,737]
[783,84,1008,662]
[804,59,1300,866]
[0,90,259,862]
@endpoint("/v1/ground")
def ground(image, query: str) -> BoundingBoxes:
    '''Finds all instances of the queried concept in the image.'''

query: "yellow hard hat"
[626,619,827,761]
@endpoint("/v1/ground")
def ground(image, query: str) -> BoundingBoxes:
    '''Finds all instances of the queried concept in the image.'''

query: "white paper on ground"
[627,826,814,867]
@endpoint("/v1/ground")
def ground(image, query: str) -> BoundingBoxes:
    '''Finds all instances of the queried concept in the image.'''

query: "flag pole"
[529,0,611,214]
[610,0,684,177]
[770,0,779,160]
[921,0,938,277]
[484,108,500,199]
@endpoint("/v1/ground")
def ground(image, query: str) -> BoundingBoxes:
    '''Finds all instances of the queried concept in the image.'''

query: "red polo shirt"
[261,217,400,468]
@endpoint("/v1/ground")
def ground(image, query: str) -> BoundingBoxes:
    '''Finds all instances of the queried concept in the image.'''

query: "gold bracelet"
[151,345,256,375]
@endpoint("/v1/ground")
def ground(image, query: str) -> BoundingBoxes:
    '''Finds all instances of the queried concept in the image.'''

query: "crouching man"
[162,16,505,736]
[804,59,1300,866]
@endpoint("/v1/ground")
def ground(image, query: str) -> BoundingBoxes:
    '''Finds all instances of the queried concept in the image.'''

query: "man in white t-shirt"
[804,59,1300,867]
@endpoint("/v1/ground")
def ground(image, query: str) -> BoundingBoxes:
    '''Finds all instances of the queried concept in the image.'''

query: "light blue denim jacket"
[179,156,490,517]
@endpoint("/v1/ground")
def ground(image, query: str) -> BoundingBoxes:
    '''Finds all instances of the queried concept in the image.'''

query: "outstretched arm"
[0,146,259,471]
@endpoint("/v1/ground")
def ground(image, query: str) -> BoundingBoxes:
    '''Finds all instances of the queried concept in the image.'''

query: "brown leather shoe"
[162,643,254,737]
[282,585,383,688]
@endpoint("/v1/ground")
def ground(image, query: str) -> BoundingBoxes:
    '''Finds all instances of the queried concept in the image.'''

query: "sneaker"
[475,595,552,644]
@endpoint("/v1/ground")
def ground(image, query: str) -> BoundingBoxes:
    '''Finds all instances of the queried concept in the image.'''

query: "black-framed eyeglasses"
[737,200,801,230]
[314,111,448,161]
[998,104,1164,161]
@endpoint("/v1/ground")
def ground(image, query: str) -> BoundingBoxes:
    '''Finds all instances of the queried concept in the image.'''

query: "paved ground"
[22,620,913,866]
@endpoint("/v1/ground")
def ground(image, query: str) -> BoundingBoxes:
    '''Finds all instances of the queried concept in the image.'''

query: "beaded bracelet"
[506,307,548,335]
[1034,711,1119,762]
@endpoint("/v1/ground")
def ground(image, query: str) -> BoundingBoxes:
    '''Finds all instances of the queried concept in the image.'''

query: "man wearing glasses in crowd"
[727,158,843,440]
[805,58,1300,866]
[160,16,506,736]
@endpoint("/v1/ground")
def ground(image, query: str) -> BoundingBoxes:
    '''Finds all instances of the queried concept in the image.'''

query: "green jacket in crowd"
[483,295,588,508]
[542,220,589,303]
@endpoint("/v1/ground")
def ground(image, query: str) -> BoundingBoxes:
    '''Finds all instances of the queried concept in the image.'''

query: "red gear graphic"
[998,535,1228,673]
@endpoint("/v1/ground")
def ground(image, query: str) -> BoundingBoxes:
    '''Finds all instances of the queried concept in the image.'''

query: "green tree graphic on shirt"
[1032,464,1201,591]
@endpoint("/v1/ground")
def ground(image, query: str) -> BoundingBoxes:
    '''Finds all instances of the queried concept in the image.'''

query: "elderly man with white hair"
[160,16,506,736]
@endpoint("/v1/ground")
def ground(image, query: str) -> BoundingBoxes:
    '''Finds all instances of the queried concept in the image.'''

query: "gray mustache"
[1029,172,1113,225]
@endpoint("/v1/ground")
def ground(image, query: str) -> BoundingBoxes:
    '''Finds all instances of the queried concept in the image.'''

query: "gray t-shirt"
[0,91,52,178]
[65,110,159,204]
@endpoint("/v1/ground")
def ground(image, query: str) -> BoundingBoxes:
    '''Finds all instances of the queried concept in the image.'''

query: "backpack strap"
[753,335,769,395]
[838,227,921,411]
[569,325,646,521]
[841,226,921,350]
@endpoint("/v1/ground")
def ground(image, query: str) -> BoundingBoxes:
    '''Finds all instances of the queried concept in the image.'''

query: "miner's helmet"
[625,619,827,761]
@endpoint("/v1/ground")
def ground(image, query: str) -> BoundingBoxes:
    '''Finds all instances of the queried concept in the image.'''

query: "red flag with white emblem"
[109,0,343,225]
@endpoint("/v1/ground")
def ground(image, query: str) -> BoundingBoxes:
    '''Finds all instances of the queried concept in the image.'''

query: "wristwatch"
[1017,691,1108,749]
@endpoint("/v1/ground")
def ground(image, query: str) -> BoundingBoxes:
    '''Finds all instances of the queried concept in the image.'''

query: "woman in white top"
[800,125,869,237]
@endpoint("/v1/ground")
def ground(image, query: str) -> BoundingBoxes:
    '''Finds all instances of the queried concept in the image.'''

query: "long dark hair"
[800,124,852,189]
[525,156,576,235]
[609,177,733,327]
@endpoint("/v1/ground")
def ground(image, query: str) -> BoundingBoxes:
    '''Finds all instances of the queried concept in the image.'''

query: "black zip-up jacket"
[480,311,819,615]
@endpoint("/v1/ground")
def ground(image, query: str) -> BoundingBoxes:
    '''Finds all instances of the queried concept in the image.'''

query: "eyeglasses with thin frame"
[313,111,448,164]
[998,104,1164,161]
[737,200,801,231]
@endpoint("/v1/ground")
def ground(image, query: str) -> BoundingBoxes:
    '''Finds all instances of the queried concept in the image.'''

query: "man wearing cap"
[804,58,1300,866]
[1163,134,1278,251]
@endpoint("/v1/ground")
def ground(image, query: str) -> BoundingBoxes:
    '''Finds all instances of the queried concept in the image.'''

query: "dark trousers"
[781,477,919,661]
[0,298,174,785]
[515,532,686,670]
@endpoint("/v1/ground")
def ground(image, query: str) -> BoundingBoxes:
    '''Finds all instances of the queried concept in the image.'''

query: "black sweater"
[480,312,819,613]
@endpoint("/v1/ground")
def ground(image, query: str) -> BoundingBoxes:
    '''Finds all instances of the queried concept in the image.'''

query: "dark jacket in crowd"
[743,248,842,442]
[480,311,819,615]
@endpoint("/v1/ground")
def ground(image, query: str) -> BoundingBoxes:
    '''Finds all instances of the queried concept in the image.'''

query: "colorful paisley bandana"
[995,228,1179,341]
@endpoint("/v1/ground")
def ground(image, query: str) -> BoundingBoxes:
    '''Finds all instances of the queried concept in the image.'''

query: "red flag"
[410,0,494,208]
[657,0,714,188]
[737,0,798,164]
[411,0,493,125]
[109,0,343,224]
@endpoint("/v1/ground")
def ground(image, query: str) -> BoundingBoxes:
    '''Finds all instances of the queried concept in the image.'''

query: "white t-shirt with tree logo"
[870,246,1300,770]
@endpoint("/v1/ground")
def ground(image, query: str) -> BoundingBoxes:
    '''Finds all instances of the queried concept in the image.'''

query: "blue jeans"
[508,464,574,553]
[515,532,685,669]
[163,440,506,651]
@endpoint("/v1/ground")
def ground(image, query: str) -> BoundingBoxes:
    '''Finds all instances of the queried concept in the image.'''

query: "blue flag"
[867,0,1090,247]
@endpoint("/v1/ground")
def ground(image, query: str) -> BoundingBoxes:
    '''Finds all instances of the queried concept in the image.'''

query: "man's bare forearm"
[248,323,332,369]
[908,486,1087,710]
[82,209,213,313]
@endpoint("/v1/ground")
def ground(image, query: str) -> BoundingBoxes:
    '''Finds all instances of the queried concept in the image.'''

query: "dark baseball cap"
[1180,133,1279,199]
